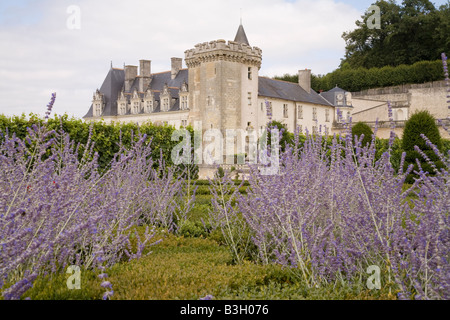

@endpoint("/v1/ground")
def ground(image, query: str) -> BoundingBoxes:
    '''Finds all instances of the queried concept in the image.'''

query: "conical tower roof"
[234,24,250,46]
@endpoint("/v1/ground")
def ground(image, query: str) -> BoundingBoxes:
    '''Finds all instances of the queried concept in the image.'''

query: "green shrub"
[351,122,374,147]
[402,110,443,183]
[275,59,444,92]
[0,113,198,174]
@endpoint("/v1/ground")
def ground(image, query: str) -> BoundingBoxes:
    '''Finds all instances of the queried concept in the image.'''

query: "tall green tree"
[341,0,448,69]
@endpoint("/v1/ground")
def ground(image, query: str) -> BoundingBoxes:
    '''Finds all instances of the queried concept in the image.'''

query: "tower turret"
[184,24,262,135]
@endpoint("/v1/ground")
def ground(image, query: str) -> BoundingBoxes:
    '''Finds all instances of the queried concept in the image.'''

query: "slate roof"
[258,77,334,107]
[234,24,250,46]
[85,65,336,118]
[319,86,353,108]
[84,68,188,118]
[84,68,125,118]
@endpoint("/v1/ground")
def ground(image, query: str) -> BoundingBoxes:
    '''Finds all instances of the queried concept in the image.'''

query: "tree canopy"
[341,0,450,69]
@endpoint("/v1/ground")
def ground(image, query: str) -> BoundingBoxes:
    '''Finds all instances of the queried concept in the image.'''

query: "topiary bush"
[402,110,444,184]
[351,122,374,147]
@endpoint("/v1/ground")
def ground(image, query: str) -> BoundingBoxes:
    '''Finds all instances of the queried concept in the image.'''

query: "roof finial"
[240,8,242,25]
[110,60,113,69]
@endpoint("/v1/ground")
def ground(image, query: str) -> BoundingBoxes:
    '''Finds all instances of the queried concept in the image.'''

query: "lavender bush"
[207,172,254,264]
[0,95,193,299]
[210,107,449,299]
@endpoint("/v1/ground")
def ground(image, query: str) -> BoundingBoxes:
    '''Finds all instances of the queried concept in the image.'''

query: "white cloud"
[0,0,362,119]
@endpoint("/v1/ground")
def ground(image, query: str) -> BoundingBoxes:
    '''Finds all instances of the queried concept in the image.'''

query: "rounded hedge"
[402,110,443,183]
[351,122,374,147]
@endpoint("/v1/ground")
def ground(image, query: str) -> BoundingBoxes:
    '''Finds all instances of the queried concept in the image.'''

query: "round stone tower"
[184,24,262,133]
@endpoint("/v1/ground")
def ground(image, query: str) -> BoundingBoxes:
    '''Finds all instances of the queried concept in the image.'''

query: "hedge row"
[277,60,445,93]
[319,60,445,92]
[0,113,194,172]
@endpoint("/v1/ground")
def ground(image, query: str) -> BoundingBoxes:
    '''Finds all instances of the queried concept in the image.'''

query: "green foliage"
[442,139,450,155]
[0,113,197,173]
[341,0,449,69]
[266,120,295,152]
[351,122,374,147]
[19,232,397,300]
[375,137,404,172]
[402,110,443,183]
[274,60,444,93]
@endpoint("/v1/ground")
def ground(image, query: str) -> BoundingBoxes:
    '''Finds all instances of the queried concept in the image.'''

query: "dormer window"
[133,102,140,114]
[336,93,344,106]
[163,98,169,111]
[119,103,126,115]
[95,103,101,117]
[181,96,188,110]
[146,100,153,113]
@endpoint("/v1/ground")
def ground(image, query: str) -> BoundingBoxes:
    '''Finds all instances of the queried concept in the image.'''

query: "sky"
[0,0,448,119]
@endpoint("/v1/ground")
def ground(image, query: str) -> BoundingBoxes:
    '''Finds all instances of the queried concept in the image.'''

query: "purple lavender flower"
[0,117,192,299]
[102,290,114,300]
[441,53,450,114]
[44,92,56,120]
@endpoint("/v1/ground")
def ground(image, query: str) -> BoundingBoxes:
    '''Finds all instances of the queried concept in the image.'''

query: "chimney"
[124,65,138,92]
[298,69,311,93]
[139,60,151,91]
[139,60,151,77]
[171,57,183,80]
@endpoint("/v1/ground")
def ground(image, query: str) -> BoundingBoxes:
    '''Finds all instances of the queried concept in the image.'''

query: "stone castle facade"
[84,24,350,138]
[84,24,449,143]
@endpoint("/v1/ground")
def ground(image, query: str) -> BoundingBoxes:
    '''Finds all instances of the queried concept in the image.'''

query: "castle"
[83,23,450,144]
[83,24,352,137]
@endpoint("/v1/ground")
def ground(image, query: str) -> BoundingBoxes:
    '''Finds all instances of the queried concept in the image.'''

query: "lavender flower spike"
[44,92,56,120]
[441,53,450,115]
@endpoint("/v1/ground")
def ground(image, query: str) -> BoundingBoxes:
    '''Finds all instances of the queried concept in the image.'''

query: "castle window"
[297,105,303,119]
[283,104,288,118]
[312,126,318,134]
[163,98,169,111]
[207,96,212,107]
[325,109,330,122]
[181,96,188,110]
[248,92,252,105]
[95,103,101,116]
[181,120,187,127]
[312,107,317,121]
[133,102,140,114]
[119,103,126,115]
[248,67,252,80]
